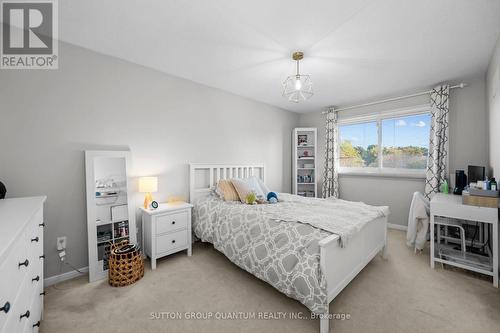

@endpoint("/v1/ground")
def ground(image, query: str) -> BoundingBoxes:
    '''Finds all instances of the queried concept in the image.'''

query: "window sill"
[338,170,426,180]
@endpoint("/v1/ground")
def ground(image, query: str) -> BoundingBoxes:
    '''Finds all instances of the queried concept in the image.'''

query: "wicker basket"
[108,240,144,287]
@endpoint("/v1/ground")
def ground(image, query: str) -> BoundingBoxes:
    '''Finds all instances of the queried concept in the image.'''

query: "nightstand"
[140,202,193,270]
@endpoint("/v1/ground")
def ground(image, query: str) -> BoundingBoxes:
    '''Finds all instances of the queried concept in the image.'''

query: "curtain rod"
[322,82,467,114]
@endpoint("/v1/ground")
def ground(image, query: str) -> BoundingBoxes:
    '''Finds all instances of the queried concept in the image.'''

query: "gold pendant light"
[282,51,313,103]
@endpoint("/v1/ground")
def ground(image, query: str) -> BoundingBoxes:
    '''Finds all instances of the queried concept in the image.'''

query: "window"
[339,121,378,168]
[338,108,431,176]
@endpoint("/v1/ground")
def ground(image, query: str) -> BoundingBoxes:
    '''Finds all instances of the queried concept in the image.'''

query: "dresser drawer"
[28,230,43,272]
[156,230,188,254]
[156,211,188,235]
[3,273,33,333]
[0,230,30,332]
[25,285,43,333]
[27,258,43,298]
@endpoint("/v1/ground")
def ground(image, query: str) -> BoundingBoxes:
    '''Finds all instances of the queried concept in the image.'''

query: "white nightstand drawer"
[156,230,188,254]
[156,211,188,235]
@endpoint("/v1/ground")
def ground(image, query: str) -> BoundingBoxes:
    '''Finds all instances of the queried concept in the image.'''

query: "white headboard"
[189,163,265,203]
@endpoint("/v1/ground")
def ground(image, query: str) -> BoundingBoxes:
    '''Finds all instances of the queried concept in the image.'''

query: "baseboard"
[387,223,408,231]
[44,266,89,287]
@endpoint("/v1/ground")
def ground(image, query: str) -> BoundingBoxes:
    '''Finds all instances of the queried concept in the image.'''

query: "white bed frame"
[189,163,388,333]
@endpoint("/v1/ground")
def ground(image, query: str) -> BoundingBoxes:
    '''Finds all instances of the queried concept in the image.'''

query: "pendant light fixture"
[282,51,313,103]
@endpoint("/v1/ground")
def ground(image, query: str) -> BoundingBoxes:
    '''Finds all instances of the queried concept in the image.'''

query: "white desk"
[430,193,498,287]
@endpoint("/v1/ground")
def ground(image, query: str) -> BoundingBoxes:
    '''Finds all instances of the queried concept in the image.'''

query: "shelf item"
[97,224,112,243]
[297,173,314,184]
[95,187,120,200]
[96,193,118,198]
[114,221,129,238]
[111,204,128,222]
[293,128,317,198]
[114,236,130,243]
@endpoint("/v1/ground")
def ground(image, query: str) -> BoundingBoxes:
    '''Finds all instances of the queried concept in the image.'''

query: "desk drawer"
[156,211,188,235]
[156,230,187,254]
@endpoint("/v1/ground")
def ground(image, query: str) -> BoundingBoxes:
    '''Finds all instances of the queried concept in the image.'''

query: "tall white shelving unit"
[293,128,318,197]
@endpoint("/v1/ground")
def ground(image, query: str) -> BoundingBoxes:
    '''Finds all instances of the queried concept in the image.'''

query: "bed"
[189,163,388,333]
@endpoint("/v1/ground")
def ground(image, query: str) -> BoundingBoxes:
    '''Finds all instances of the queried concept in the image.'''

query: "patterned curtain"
[424,85,450,200]
[322,107,339,198]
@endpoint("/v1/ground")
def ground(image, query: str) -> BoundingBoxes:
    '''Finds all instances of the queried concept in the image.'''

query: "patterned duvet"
[192,193,389,314]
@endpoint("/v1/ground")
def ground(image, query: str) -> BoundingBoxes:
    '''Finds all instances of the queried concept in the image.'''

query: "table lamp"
[139,176,158,209]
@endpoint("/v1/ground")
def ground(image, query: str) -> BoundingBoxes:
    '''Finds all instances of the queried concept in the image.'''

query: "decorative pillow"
[231,178,265,203]
[216,180,240,201]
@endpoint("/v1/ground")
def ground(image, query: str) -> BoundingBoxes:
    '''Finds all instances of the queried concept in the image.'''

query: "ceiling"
[58,0,500,112]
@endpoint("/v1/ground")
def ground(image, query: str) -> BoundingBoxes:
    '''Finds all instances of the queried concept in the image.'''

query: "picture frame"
[298,134,308,146]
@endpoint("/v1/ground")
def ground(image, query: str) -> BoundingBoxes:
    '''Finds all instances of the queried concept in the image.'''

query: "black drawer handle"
[40,291,46,296]
[0,302,10,313]
[20,310,30,320]
[18,259,29,268]
[172,240,176,244]
[33,321,41,328]
[32,275,40,282]
[39,223,45,227]
[31,237,39,242]
[172,221,176,225]
[39,255,45,259]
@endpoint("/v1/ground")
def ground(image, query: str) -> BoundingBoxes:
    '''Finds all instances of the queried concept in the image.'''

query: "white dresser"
[141,202,193,269]
[0,197,46,333]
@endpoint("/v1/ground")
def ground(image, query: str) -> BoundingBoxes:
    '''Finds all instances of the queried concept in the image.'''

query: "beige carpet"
[41,230,500,333]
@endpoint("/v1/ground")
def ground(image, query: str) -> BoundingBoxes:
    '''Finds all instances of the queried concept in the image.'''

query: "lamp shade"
[138,177,158,193]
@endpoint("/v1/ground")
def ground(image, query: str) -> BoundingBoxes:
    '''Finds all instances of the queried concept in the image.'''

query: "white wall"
[299,76,489,227]
[0,42,299,278]
[487,36,500,176]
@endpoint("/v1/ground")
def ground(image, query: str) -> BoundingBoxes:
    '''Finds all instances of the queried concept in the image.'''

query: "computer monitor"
[468,165,485,184]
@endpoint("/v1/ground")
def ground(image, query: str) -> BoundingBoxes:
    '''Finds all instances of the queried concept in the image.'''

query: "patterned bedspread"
[192,193,389,314]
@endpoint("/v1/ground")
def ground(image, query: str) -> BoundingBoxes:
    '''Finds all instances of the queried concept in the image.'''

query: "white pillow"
[253,177,270,196]
[231,178,265,203]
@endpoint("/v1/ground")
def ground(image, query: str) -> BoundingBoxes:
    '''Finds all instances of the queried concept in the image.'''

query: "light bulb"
[295,77,302,91]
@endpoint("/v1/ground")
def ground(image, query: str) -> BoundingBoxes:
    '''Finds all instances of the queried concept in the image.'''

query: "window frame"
[337,105,431,178]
